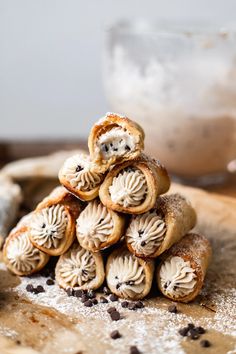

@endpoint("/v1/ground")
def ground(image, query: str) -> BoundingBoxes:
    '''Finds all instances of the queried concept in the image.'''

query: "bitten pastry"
[55,242,105,291]
[126,194,196,258]
[76,199,125,252]
[88,112,145,171]
[29,187,82,256]
[156,233,212,303]
[59,153,106,201]
[99,154,170,214]
[3,213,49,276]
[106,245,154,300]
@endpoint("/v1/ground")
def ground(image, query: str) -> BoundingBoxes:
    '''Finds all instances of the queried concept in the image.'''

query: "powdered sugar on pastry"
[126,211,166,256]
[30,204,68,249]
[160,256,197,298]
[76,200,113,250]
[107,251,145,298]
[60,154,104,191]
[109,168,147,207]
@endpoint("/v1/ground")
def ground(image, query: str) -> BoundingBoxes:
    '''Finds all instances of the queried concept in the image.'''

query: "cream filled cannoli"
[59,153,106,201]
[0,175,22,248]
[76,199,125,252]
[88,113,145,171]
[126,194,196,258]
[157,233,212,303]
[29,187,82,256]
[99,154,170,214]
[55,242,105,291]
[106,246,154,300]
[3,213,49,276]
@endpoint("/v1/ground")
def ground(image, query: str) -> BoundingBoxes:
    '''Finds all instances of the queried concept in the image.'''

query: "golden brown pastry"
[55,242,105,291]
[99,154,170,214]
[106,245,154,300]
[156,233,212,303]
[29,187,82,256]
[88,112,145,171]
[76,199,125,252]
[3,213,49,276]
[126,194,196,258]
[59,152,106,201]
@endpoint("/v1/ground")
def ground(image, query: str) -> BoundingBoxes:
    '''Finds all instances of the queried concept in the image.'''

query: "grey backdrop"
[1,0,236,140]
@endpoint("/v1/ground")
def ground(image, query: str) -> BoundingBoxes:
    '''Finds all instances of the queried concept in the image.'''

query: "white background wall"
[1,0,236,140]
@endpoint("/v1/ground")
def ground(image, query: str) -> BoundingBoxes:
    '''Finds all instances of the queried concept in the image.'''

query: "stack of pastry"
[3,113,212,303]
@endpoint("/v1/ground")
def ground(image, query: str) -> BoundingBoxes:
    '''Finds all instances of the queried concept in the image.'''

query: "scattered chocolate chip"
[74,289,83,298]
[121,301,129,308]
[84,300,93,307]
[76,165,83,172]
[200,339,211,348]
[92,298,98,305]
[103,286,111,295]
[107,307,116,314]
[187,323,195,330]
[195,326,206,334]
[87,290,95,299]
[110,330,122,339]
[189,329,200,340]
[140,241,146,247]
[46,279,54,286]
[35,285,45,294]
[110,310,120,321]
[179,327,189,337]
[26,284,34,293]
[66,288,74,297]
[128,302,137,311]
[168,304,178,313]
[136,301,144,309]
[110,294,118,302]
[130,345,141,354]
[81,295,88,303]
[125,145,131,151]
[16,340,21,345]
[100,296,108,304]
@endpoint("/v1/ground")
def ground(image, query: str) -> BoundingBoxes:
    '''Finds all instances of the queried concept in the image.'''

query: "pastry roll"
[59,153,106,201]
[106,245,154,300]
[3,213,49,276]
[88,112,145,171]
[55,242,105,291]
[156,233,212,303]
[29,187,82,256]
[99,154,170,214]
[76,199,125,252]
[126,194,196,258]
[0,175,22,248]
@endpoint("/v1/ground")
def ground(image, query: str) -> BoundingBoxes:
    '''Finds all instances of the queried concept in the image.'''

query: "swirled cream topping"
[7,232,42,273]
[107,251,145,298]
[30,204,68,249]
[97,127,136,160]
[109,168,147,207]
[57,244,96,288]
[76,200,113,250]
[60,153,104,191]
[126,211,166,256]
[159,256,197,298]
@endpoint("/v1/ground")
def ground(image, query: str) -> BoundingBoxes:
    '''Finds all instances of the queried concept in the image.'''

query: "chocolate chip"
[84,300,93,307]
[128,302,137,311]
[179,327,189,337]
[103,286,111,295]
[74,289,83,298]
[110,294,118,302]
[200,340,211,348]
[46,279,54,286]
[92,298,98,305]
[16,340,21,345]
[110,310,120,321]
[35,285,45,294]
[26,284,34,293]
[189,329,200,340]
[195,326,206,334]
[121,301,129,308]
[76,165,83,172]
[125,145,131,151]
[136,301,144,309]
[100,296,108,304]
[168,305,178,313]
[81,295,88,303]
[110,330,122,339]
[130,345,141,354]
[87,290,95,299]
[66,288,74,297]
[187,323,195,330]
[107,307,116,314]
[140,241,146,247]
[42,223,46,228]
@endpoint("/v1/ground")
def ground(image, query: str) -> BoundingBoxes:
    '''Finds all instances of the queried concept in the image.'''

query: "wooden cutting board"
[0,181,235,354]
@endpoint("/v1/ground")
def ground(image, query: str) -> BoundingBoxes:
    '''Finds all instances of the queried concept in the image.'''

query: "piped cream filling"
[57,244,96,288]
[159,256,197,298]
[109,168,147,208]
[107,251,145,298]
[30,204,68,249]
[76,200,113,250]
[7,232,42,273]
[126,211,166,256]
[60,153,103,191]
[97,127,136,160]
